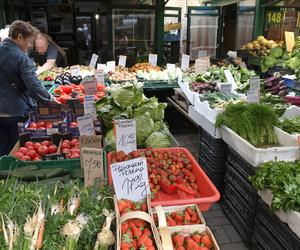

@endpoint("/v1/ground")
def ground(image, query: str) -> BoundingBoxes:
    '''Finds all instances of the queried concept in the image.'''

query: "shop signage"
[89,53,99,69]
[115,119,137,154]
[77,115,95,136]
[84,95,97,120]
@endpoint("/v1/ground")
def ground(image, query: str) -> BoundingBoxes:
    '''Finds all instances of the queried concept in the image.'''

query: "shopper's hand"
[52,97,61,104]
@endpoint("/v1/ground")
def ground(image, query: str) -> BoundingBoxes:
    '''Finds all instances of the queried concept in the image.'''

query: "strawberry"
[129,221,142,238]
[121,222,129,234]
[186,206,194,216]
[176,247,185,250]
[174,213,183,224]
[131,239,138,249]
[141,203,148,212]
[201,234,212,248]
[171,211,178,218]
[120,242,130,250]
[183,211,191,222]
[166,216,177,226]
[198,247,210,250]
[143,228,152,237]
[135,219,146,229]
[186,238,199,250]
[192,233,201,243]
[172,234,184,246]
[138,233,153,247]
[146,246,155,250]
[118,200,127,213]
[191,212,199,223]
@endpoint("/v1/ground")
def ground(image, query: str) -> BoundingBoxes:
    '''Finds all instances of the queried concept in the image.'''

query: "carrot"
[35,220,45,249]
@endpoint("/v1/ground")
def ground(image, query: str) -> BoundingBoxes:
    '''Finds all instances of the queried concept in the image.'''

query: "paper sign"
[247,76,260,103]
[219,83,232,93]
[84,95,97,120]
[42,154,66,161]
[224,69,237,89]
[97,63,106,70]
[81,147,104,187]
[70,65,81,76]
[110,157,150,201]
[77,115,95,136]
[195,57,210,74]
[95,69,104,84]
[181,54,190,70]
[89,53,99,69]
[106,61,116,72]
[198,50,207,57]
[79,135,102,149]
[148,54,158,66]
[170,30,178,35]
[227,51,237,58]
[167,63,176,70]
[118,55,127,67]
[81,77,97,95]
[285,31,295,52]
[115,119,137,154]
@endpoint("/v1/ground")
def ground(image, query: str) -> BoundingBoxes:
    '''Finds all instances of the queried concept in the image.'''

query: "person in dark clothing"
[30,33,67,76]
[0,20,59,156]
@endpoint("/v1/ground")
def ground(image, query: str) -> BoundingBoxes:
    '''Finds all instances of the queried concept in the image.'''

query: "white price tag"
[70,65,81,76]
[77,115,95,136]
[95,69,104,84]
[81,77,97,95]
[224,69,237,89]
[181,54,190,70]
[247,76,260,103]
[81,147,104,187]
[198,50,207,57]
[148,54,158,66]
[84,95,97,120]
[97,63,106,70]
[167,63,176,70]
[219,83,232,93]
[106,61,116,72]
[89,53,99,69]
[115,119,137,154]
[227,51,237,58]
[110,157,150,201]
[118,55,127,67]
[195,57,210,74]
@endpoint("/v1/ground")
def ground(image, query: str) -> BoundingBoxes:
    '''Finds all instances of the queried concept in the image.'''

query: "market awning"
[203,0,244,6]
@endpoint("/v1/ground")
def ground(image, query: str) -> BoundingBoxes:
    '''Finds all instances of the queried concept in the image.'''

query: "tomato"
[48,145,57,154]
[97,83,105,91]
[78,95,84,104]
[37,146,48,156]
[13,152,23,159]
[70,138,79,147]
[19,147,28,155]
[36,121,45,128]
[41,140,51,147]
[21,155,31,161]
[26,146,34,151]
[33,143,41,151]
[33,157,41,161]
[70,153,80,159]
[45,122,52,129]
[62,85,73,95]
[26,150,37,160]
[24,141,34,148]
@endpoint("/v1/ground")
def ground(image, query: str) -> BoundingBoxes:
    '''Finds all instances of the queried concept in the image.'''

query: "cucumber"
[36,175,71,185]
[70,169,84,179]
[14,165,39,173]
[0,165,39,179]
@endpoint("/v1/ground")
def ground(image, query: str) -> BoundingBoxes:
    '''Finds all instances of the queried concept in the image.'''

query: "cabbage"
[97,104,129,129]
[135,113,154,146]
[154,121,169,132]
[104,129,116,151]
[145,131,172,148]
[134,97,167,121]
[270,47,283,58]
[109,83,143,109]
[264,55,277,67]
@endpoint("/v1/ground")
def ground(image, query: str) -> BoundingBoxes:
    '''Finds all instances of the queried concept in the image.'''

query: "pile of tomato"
[27,121,54,130]
[61,138,80,159]
[54,83,106,104]
[110,149,200,199]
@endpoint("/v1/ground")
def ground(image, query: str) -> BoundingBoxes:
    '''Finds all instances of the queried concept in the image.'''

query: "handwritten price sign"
[77,115,95,136]
[115,119,137,154]
[110,157,150,201]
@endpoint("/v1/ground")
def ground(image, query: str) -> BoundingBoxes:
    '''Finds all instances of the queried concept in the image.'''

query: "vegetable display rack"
[139,79,179,90]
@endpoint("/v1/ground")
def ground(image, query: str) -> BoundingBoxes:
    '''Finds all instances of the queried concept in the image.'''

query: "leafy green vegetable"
[135,113,154,146]
[278,116,300,134]
[134,97,167,122]
[104,129,116,151]
[250,160,300,212]
[145,131,172,148]
[260,93,290,117]
[200,92,242,109]
[97,104,129,129]
[270,46,283,58]
[264,55,277,67]
[216,102,278,147]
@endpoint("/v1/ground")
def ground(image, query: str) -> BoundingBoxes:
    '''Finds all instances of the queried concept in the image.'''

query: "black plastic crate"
[222,194,253,246]
[252,200,300,250]
[199,141,227,162]
[199,127,227,151]
[198,148,226,171]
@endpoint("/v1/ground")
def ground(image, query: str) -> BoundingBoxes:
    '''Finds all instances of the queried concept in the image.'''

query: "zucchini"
[36,175,71,185]
[0,165,39,179]
[70,169,84,179]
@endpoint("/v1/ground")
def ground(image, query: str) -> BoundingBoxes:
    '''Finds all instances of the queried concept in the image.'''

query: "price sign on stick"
[219,83,232,93]
[81,147,104,187]
[148,54,158,66]
[81,77,97,95]
[115,119,137,154]
[95,69,104,84]
[195,57,210,74]
[224,69,237,89]
[84,95,97,120]
[181,54,190,70]
[118,55,127,67]
[79,135,102,169]
[70,65,81,76]
[247,76,260,103]
[167,63,176,70]
[285,31,295,52]
[77,115,95,136]
[89,53,99,69]
[110,157,150,201]
[106,61,116,72]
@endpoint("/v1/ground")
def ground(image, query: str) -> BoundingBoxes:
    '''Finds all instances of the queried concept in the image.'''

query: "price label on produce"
[95,69,104,84]
[84,95,97,120]
[81,147,104,187]
[195,57,210,74]
[167,63,176,70]
[106,61,116,72]
[89,53,99,69]
[70,65,81,76]
[110,157,150,201]
[81,77,97,95]
[247,76,260,103]
[219,83,232,93]
[181,54,190,70]
[115,119,137,154]
[97,63,106,70]
[79,135,102,149]
[285,31,295,52]
[227,51,237,58]
[118,55,127,67]
[224,69,237,89]
[77,115,95,136]
[42,153,66,161]
[148,54,158,66]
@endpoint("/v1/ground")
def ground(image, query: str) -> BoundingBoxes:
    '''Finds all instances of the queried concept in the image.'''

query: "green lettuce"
[97,104,129,129]
[134,97,167,121]
[145,131,172,148]
[104,129,116,151]
[135,113,154,146]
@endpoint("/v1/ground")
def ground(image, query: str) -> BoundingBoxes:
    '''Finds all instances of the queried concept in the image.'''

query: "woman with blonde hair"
[30,33,67,75]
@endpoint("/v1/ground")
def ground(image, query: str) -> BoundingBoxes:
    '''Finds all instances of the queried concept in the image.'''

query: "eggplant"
[76,75,82,83]
[54,76,63,85]
[271,89,279,95]
[64,72,71,78]
[269,85,280,91]
[278,90,288,96]
[279,85,287,91]
[265,81,274,88]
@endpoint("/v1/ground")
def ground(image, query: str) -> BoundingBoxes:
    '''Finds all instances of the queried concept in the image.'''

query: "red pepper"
[62,85,73,95]
[159,178,177,194]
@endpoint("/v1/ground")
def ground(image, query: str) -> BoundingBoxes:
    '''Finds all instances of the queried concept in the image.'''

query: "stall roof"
[203,0,244,6]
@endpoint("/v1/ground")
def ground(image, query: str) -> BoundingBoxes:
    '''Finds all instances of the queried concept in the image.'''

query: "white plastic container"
[274,127,299,146]
[188,105,222,138]
[220,126,300,167]
[281,105,300,119]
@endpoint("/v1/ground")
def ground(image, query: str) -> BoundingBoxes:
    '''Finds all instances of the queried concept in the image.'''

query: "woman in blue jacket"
[0,20,58,156]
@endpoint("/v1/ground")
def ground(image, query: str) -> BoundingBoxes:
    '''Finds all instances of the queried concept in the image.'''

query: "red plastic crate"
[107,147,220,211]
